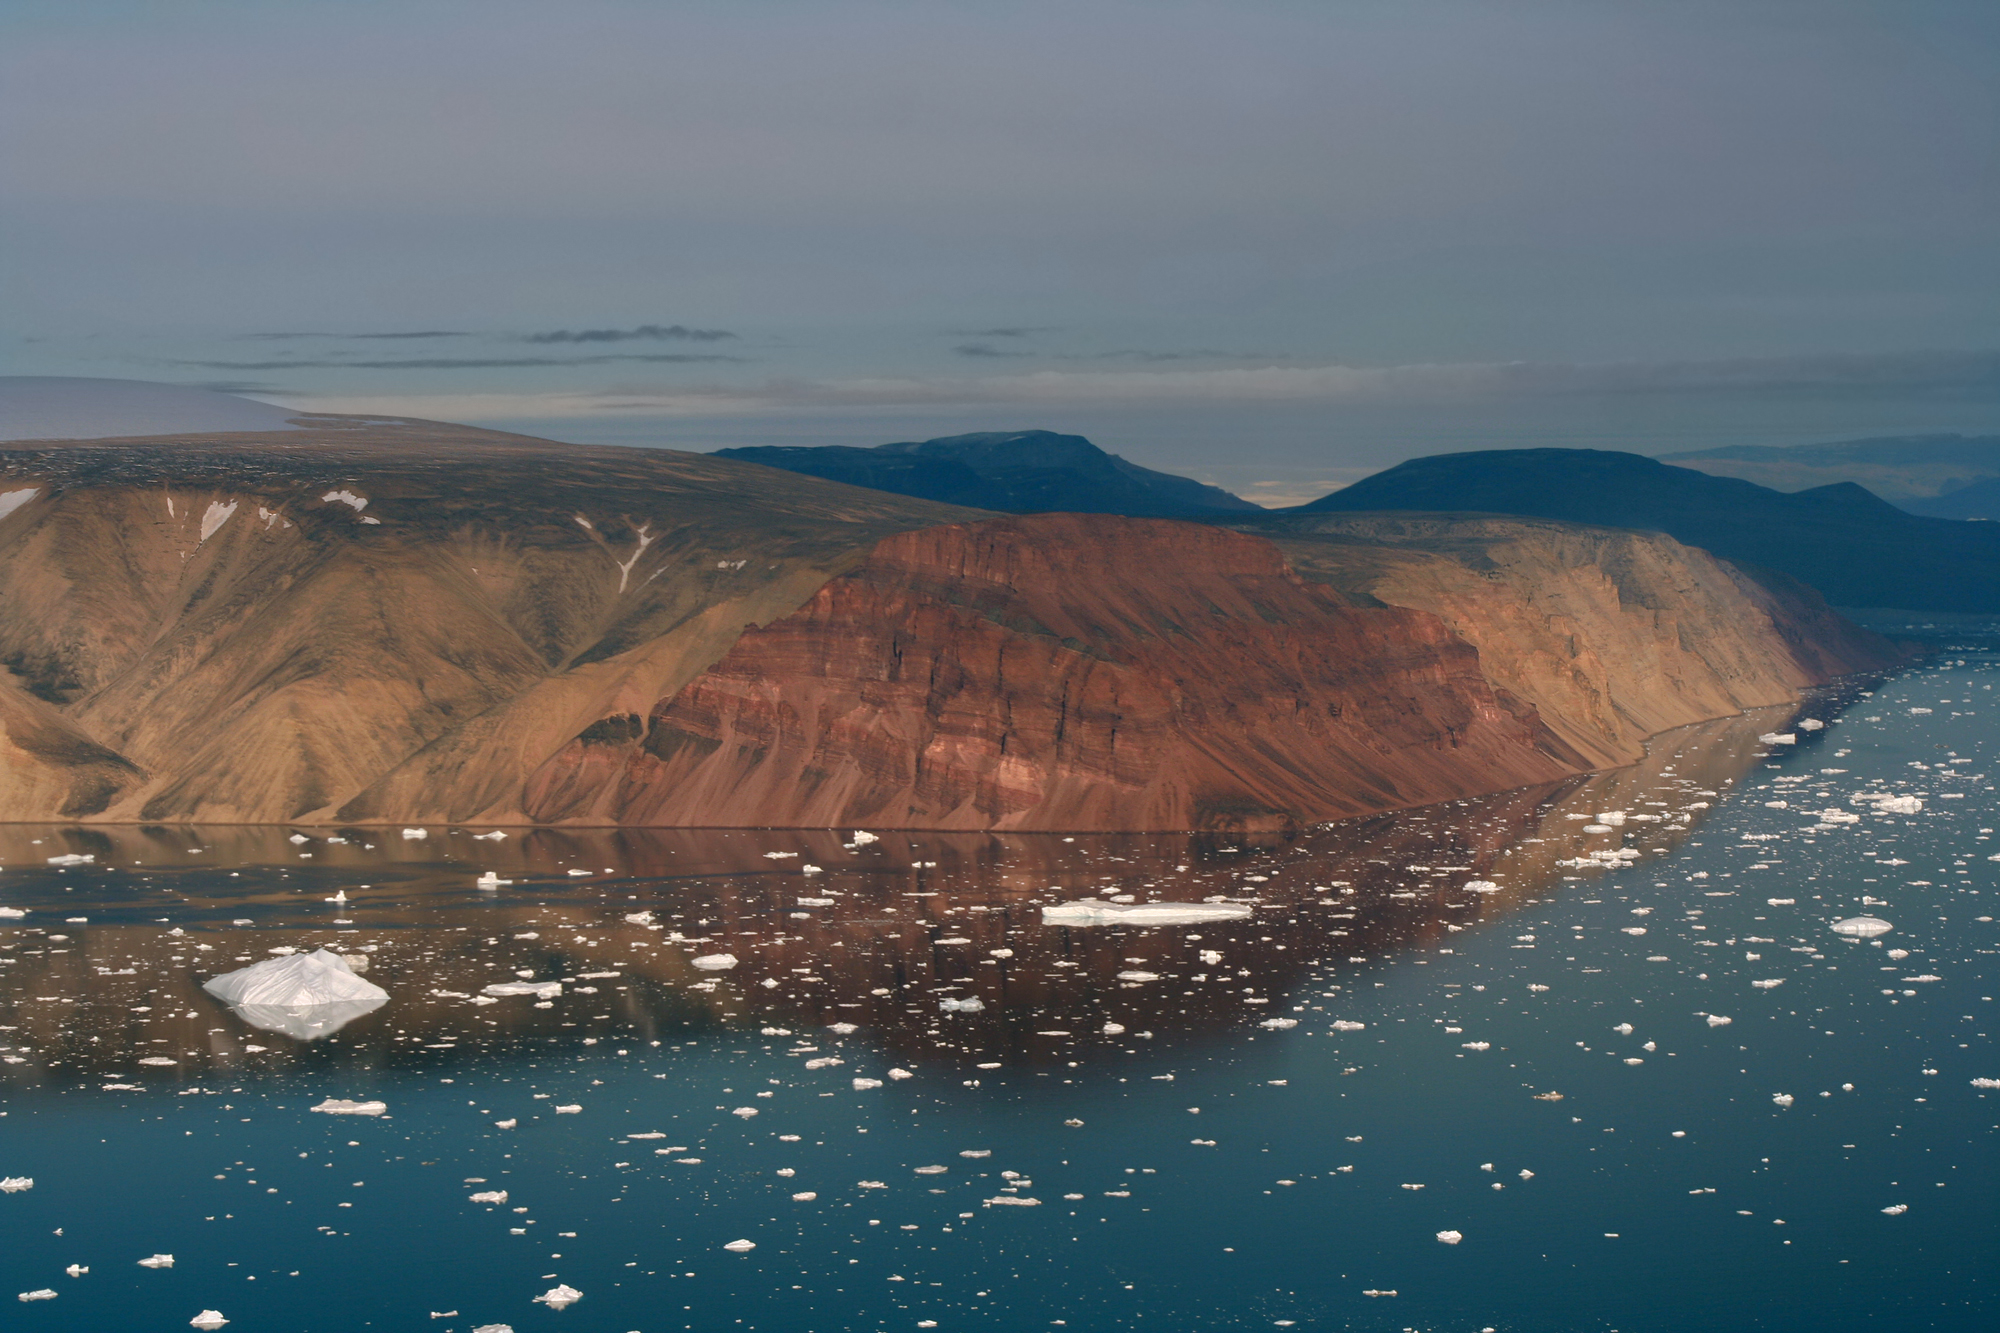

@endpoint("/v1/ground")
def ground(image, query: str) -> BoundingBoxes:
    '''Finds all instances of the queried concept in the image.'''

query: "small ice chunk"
[1797,718,1825,730]
[1102,1022,1126,1035]
[137,1254,174,1268]
[1757,734,1796,745]
[1042,900,1251,926]
[532,1284,582,1309]
[311,1099,387,1116]
[827,1022,859,1034]
[473,830,507,841]
[1436,1230,1463,1245]
[852,1077,884,1090]
[1706,1015,1733,1027]
[888,1068,913,1080]
[470,1191,509,1204]
[475,872,512,890]
[1831,916,1893,938]
[1260,1018,1299,1030]
[939,996,985,1013]
[723,1239,756,1252]
[849,831,880,846]
[692,954,738,971]
[733,1107,758,1118]
[1116,970,1161,982]
[483,981,561,999]
[1330,1020,1366,1032]
[624,911,656,925]
[1464,880,1500,894]
[0,1177,32,1192]
[1752,979,1784,989]
[1876,796,1923,815]
[1881,1203,1908,1216]
[400,827,427,840]
[18,1289,58,1302]
[554,1104,582,1114]
[1772,1093,1795,1107]
[0,908,25,918]
[986,1196,1041,1206]
[190,1311,229,1329]
[45,853,93,866]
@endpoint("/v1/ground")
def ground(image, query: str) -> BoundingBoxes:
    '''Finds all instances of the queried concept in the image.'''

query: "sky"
[4,0,1997,504]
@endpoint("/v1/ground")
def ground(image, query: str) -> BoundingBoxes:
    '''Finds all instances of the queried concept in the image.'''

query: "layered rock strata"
[0,422,1904,828]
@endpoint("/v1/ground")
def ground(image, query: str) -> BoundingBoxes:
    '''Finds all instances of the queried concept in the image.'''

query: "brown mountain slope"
[1245,513,1895,771]
[1,421,1904,828]
[524,514,1584,831]
[0,418,973,823]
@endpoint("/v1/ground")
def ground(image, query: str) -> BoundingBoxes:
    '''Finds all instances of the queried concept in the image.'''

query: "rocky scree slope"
[0,422,1901,828]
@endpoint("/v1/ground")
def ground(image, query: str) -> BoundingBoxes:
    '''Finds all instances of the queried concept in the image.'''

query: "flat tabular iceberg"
[1041,900,1253,926]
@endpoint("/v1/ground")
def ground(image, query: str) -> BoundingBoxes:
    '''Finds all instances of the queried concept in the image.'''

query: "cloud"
[951,343,1034,358]
[262,348,2000,421]
[173,354,746,371]
[523,324,737,344]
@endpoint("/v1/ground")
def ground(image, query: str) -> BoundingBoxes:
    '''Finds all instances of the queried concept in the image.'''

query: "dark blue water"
[1,661,1994,1331]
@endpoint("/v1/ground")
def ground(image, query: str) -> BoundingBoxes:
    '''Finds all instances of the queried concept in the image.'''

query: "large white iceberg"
[203,949,388,1039]
[1041,900,1253,926]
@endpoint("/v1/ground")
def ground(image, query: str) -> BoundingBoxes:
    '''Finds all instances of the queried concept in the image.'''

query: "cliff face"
[524,515,1582,832]
[0,422,1904,829]
[1253,514,1899,771]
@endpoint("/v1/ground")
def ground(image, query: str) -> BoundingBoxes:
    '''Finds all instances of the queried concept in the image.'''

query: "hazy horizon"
[5,0,1997,504]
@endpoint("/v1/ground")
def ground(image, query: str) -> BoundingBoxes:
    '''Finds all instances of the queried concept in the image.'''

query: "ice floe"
[190,1311,229,1329]
[311,1099,387,1116]
[1831,916,1893,938]
[0,1177,31,1192]
[483,981,562,999]
[1437,1230,1463,1244]
[1041,900,1252,925]
[137,1254,174,1268]
[691,954,739,971]
[532,1284,582,1309]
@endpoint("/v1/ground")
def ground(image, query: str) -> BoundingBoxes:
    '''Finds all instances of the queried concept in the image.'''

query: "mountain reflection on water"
[0,704,1797,1083]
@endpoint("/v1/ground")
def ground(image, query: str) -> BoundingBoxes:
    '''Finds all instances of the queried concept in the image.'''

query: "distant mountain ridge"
[1294,446,2000,612]
[1667,433,2000,517]
[714,429,1259,517]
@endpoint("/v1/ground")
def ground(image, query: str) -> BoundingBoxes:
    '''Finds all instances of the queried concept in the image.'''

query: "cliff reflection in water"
[0,704,1809,1086]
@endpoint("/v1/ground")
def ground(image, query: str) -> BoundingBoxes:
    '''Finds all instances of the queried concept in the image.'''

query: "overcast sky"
[4,0,1996,502]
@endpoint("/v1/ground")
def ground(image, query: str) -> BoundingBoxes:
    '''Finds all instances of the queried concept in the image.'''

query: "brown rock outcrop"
[526,514,1584,831]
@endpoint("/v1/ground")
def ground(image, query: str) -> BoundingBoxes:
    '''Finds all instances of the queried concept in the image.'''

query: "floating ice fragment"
[888,1068,913,1080]
[1464,880,1500,894]
[1772,1093,1795,1107]
[796,897,834,907]
[1706,1015,1733,1028]
[732,1106,759,1118]
[204,948,388,1008]
[1753,979,1784,989]
[849,831,879,846]
[483,981,561,999]
[939,997,985,1013]
[1436,1230,1463,1245]
[985,1196,1041,1206]
[914,1165,948,1175]
[19,1289,57,1302]
[1971,1078,2000,1090]
[1882,1204,1908,1216]
[0,1177,33,1192]
[400,828,427,840]
[1797,718,1825,730]
[1876,796,1923,815]
[190,1311,229,1329]
[1758,733,1796,745]
[792,1192,817,1201]
[0,908,25,918]
[45,853,92,866]
[1102,1022,1126,1035]
[827,1022,859,1034]
[475,873,512,890]
[1259,1018,1299,1030]
[852,1078,883,1090]
[1042,900,1252,925]
[1831,917,1893,938]
[1621,927,1648,936]
[1330,1020,1366,1031]
[1462,1042,1491,1051]
[554,1104,581,1114]
[137,1255,174,1269]
[960,1150,991,1158]
[1116,970,1161,982]
[470,1326,513,1333]
[691,954,738,971]
[494,1119,517,1129]
[65,1266,84,1277]
[473,830,507,841]
[532,1284,582,1309]
[311,1099,387,1116]
[1613,1023,1634,1035]
[470,1191,508,1204]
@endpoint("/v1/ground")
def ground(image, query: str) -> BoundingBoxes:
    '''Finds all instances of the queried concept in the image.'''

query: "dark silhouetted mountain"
[714,429,1259,517]
[1667,433,2000,511]
[1294,447,2000,611]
